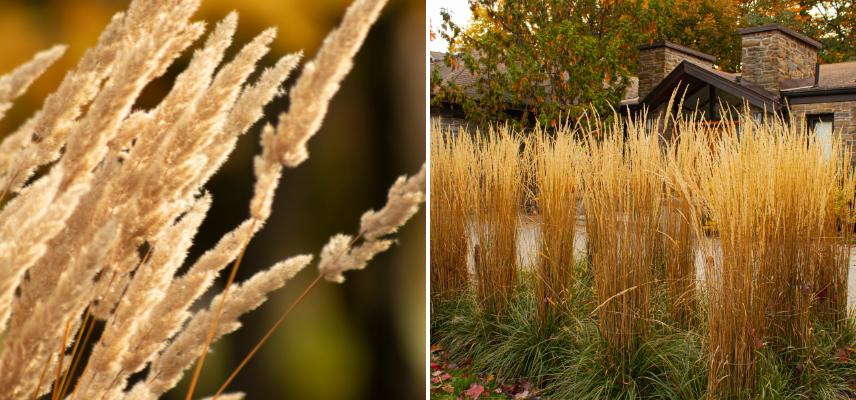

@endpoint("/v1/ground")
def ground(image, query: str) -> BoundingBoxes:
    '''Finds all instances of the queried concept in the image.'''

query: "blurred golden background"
[0,0,425,398]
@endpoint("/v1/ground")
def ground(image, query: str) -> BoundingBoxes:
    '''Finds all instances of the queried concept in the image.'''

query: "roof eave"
[782,86,856,104]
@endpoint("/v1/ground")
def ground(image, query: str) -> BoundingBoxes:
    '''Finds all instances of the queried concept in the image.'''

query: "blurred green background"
[0,0,426,398]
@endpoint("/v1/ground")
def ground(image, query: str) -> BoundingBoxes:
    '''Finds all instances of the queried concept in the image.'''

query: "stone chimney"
[739,24,821,93]
[637,41,716,100]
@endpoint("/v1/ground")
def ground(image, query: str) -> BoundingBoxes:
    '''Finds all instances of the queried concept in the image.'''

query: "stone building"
[432,24,856,151]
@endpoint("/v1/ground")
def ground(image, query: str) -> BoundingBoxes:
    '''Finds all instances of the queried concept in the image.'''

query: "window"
[807,114,834,158]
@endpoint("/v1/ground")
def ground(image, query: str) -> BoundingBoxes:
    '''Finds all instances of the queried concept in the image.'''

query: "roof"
[430,51,639,103]
[430,50,856,110]
[781,61,856,92]
[637,41,717,63]
[738,24,822,49]
[620,77,639,105]
[814,61,856,89]
[779,61,856,104]
[430,52,478,97]
[640,60,779,110]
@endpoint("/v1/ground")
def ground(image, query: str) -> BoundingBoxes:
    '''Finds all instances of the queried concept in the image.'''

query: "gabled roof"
[640,60,779,110]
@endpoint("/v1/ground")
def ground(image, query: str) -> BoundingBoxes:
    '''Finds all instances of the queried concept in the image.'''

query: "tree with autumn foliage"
[810,0,856,61]
[433,0,854,126]
[431,0,743,126]
[649,0,743,71]
[741,0,856,62]
[432,0,653,127]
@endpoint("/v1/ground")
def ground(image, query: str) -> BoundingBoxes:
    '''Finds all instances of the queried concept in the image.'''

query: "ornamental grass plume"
[472,128,523,318]
[660,113,707,328]
[532,125,584,324]
[581,113,663,363]
[667,110,855,398]
[0,0,424,399]
[430,125,477,299]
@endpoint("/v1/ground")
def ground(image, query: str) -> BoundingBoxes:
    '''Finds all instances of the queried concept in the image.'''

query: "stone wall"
[637,45,715,101]
[740,29,817,93]
[790,101,856,159]
[430,115,472,134]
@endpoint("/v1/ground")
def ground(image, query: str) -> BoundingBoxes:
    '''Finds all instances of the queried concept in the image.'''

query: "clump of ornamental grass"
[581,114,664,364]
[668,110,854,398]
[430,110,856,399]
[430,125,476,300]
[432,257,710,399]
[0,0,425,399]
[471,271,569,382]
[531,125,585,325]
[815,166,855,323]
[472,127,523,318]
[545,321,708,400]
[751,315,856,400]
[660,114,707,328]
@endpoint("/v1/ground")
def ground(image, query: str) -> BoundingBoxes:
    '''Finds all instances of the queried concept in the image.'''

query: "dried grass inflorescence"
[582,116,664,362]
[669,112,855,397]
[471,128,523,318]
[661,115,706,328]
[531,126,584,324]
[429,126,476,299]
[0,0,424,398]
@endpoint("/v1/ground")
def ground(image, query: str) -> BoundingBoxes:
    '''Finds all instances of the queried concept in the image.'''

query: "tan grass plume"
[0,0,424,398]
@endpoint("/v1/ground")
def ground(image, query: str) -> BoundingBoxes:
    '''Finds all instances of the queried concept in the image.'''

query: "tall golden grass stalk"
[660,115,708,328]
[532,126,584,323]
[582,116,663,362]
[816,153,855,322]
[661,192,696,326]
[473,127,522,318]
[430,126,476,299]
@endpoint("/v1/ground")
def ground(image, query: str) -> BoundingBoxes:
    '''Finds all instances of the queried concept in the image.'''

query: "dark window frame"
[806,113,834,134]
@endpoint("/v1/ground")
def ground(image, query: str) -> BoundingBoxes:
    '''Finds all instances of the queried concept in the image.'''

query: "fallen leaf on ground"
[464,383,485,399]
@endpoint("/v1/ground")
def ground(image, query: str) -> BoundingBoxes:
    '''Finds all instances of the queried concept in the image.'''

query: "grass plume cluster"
[581,117,664,362]
[430,108,856,398]
[531,127,584,325]
[661,130,700,328]
[0,0,425,399]
[669,112,855,397]
[472,129,523,318]
[430,127,476,299]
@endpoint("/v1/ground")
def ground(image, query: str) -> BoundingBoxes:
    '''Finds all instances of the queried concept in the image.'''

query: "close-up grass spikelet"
[0,0,424,398]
